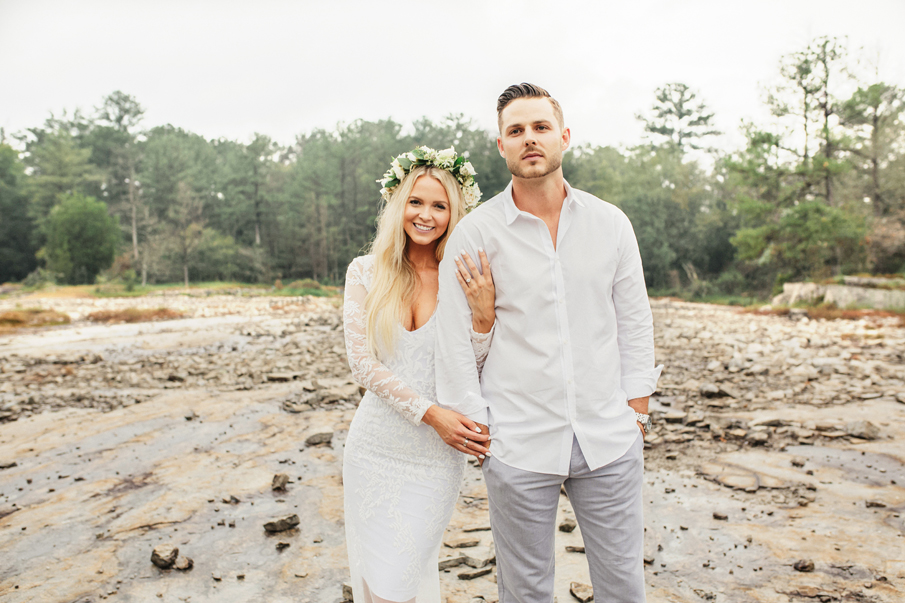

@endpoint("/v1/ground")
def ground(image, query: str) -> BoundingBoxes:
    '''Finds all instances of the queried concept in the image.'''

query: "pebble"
[559,517,577,532]
[457,566,492,580]
[569,581,594,603]
[793,559,815,572]
[272,473,290,491]
[263,514,300,533]
[150,544,179,569]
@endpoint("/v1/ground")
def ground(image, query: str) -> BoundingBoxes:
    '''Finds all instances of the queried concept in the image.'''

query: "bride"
[342,147,494,603]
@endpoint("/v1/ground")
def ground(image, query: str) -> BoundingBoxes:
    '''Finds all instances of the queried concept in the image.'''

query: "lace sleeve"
[470,322,495,377]
[343,257,434,426]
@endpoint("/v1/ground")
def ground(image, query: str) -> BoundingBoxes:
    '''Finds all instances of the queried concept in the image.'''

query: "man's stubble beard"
[506,148,563,180]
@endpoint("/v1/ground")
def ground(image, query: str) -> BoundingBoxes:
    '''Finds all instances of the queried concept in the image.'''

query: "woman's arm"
[342,258,433,426]
[343,258,490,458]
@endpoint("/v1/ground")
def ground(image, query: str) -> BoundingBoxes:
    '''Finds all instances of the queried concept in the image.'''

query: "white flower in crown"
[376,145,482,209]
[436,147,457,168]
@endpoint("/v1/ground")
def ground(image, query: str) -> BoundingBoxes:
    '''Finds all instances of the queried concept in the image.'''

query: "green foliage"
[22,267,57,289]
[637,83,721,153]
[7,50,903,293]
[40,194,120,284]
[21,125,103,239]
[0,144,37,282]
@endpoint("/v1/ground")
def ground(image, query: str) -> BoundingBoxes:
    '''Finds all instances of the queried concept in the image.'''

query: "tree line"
[1,36,903,297]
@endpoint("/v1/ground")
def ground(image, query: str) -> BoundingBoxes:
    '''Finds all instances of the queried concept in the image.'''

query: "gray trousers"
[482,434,645,603]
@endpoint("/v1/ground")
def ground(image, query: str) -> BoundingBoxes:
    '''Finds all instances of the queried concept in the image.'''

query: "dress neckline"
[402,307,437,334]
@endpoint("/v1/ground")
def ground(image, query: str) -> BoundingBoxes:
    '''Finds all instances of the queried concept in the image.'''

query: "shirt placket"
[531,203,576,475]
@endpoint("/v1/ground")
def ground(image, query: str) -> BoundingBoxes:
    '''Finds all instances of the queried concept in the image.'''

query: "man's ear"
[497,136,505,157]
[561,127,571,152]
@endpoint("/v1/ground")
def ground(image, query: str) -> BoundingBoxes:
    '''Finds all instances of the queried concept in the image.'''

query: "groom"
[435,83,662,602]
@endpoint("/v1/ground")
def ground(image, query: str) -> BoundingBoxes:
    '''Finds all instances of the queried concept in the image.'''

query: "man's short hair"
[496,83,564,132]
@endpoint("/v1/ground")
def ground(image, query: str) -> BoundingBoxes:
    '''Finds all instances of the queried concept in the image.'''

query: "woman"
[342,146,494,603]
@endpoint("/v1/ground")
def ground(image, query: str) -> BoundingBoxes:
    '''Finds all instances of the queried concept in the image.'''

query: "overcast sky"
[2,0,904,154]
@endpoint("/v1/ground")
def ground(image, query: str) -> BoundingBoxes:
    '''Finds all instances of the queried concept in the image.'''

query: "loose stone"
[263,514,300,533]
[151,544,179,569]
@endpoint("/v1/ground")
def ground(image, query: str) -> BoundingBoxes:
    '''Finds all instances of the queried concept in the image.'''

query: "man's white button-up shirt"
[435,182,663,476]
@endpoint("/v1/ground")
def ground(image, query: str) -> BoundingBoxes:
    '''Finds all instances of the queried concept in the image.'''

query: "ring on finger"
[465,278,472,284]
[464,438,469,447]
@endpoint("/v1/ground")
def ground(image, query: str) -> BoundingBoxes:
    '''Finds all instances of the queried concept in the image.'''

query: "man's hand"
[474,422,490,466]
[628,396,650,439]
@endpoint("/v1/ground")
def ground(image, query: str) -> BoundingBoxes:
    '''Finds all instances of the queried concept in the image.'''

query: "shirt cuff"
[455,390,488,425]
[465,406,489,426]
[622,364,664,400]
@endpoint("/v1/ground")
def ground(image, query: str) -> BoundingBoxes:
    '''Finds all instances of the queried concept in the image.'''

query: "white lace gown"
[342,255,491,602]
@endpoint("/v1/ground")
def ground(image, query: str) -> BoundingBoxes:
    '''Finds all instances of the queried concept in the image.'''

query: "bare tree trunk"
[129,167,139,261]
[253,165,262,246]
[184,264,189,288]
[141,256,147,286]
[871,112,883,216]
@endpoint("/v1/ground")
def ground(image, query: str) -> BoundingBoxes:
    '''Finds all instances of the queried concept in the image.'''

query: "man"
[435,83,662,602]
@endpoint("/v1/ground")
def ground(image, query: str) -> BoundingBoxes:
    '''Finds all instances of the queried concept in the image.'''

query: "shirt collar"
[502,179,584,225]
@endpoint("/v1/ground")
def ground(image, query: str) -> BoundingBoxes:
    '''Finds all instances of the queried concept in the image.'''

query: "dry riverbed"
[0,293,903,603]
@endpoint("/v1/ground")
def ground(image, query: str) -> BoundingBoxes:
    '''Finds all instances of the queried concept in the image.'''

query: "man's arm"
[435,228,489,425]
[612,214,663,431]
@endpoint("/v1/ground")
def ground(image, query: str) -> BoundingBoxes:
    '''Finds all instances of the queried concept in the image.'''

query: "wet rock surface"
[0,296,903,602]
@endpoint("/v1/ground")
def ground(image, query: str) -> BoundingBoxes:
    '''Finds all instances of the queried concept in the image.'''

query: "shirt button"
[567,379,574,385]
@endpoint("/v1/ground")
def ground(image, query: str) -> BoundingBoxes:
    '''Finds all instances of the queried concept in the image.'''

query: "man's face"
[497,97,570,180]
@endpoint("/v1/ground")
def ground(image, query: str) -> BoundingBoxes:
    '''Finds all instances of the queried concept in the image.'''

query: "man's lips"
[522,151,544,160]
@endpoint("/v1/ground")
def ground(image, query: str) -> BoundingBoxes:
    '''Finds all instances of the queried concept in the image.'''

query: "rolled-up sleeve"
[612,213,663,400]
[435,226,489,424]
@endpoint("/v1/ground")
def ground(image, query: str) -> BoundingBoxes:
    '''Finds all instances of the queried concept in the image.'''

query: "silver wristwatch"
[635,412,652,433]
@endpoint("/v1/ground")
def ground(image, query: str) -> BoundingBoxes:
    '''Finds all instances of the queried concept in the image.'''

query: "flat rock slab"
[3,296,905,603]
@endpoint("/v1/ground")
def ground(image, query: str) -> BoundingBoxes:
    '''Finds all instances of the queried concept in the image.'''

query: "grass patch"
[648,289,766,307]
[746,304,905,326]
[86,308,186,324]
[0,308,71,332]
[271,286,339,298]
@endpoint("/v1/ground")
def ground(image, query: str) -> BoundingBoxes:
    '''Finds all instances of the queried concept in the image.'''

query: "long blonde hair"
[365,166,466,357]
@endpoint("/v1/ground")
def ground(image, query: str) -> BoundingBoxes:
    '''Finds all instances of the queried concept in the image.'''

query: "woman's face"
[403,175,451,248]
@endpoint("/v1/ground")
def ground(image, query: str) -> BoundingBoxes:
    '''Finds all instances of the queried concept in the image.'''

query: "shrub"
[288,278,321,290]
[714,270,747,295]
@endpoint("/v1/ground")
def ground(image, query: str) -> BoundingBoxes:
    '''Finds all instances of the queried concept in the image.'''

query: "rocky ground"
[0,293,903,603]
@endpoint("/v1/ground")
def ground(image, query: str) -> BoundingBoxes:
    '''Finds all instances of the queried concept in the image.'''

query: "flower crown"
[377,146,482,209]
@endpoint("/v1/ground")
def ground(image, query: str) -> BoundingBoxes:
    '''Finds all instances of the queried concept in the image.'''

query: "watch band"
[635,412,652,433]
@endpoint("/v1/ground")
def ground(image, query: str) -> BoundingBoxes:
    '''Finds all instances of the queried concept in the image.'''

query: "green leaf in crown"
[375,146,482,209]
